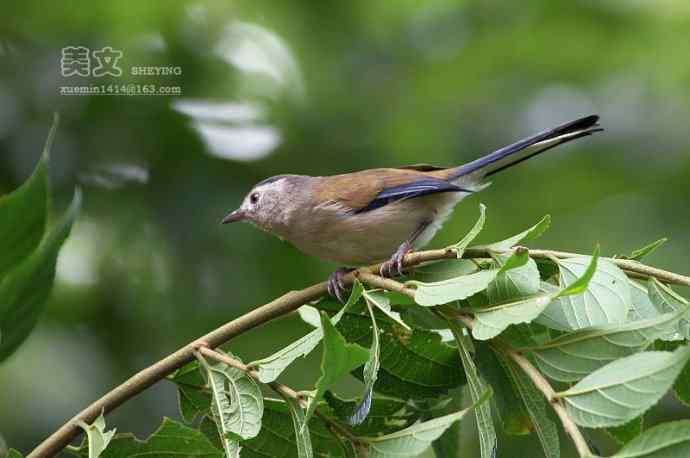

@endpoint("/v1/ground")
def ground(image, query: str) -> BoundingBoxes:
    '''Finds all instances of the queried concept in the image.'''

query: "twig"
[495,343,593,457]
[355,271,416,297]
[196,346,361,445]
[28,246,688,457]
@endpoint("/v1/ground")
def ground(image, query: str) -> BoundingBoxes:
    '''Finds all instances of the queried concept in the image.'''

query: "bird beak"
[221,209,246,224]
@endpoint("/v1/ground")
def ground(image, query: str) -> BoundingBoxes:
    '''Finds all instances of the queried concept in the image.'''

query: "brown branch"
[507,248,690,288]
[496,343,593,458]
[404,246,690,288]
[355,271,416,297]
[28,245,688,457]
[196,346,360,445]
[28,283,328,458]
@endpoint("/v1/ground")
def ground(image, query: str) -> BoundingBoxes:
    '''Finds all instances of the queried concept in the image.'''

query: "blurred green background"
[1,1,689,456]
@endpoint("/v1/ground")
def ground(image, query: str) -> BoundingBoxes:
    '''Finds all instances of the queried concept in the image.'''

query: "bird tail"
[447,114,602,181]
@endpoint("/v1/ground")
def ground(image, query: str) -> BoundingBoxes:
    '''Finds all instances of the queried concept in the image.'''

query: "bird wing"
[312,168,468,213]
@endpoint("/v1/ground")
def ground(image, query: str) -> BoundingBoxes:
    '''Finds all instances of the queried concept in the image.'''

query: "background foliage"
[1,1,690,457]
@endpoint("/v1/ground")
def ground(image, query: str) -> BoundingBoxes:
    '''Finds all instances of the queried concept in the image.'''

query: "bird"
[222,114,602,302]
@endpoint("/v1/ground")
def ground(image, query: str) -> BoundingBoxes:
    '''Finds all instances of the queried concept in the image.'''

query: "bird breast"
[282,191,470,266]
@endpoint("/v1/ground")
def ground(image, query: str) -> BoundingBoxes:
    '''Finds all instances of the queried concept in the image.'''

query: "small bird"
[222,114,602,302]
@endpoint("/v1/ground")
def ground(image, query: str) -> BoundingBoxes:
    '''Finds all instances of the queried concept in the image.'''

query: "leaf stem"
[28,245,686,457]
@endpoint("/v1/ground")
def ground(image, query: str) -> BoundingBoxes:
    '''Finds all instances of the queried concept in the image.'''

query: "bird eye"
[250,192,260,204]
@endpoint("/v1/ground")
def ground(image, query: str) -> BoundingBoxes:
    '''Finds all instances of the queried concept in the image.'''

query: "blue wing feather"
[357,177,469,213]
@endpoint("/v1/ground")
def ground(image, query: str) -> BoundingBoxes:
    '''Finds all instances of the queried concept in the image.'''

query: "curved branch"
[28,283,329,458]
[28,245,688,457]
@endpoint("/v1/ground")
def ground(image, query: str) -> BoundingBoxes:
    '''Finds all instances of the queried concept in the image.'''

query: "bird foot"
[327,267,353,304]
[379,241,412,278]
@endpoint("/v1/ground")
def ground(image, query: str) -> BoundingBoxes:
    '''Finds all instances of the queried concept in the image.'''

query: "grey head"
[221,174,306,234]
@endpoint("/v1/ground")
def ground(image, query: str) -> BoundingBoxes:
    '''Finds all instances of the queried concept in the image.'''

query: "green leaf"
[475,344,531,436]
[485,251,541,303]
[362,389,492,458]
[76,418,222,458]
[0,188,81,362]
[6,450,23,458]
[279,393,313,458]
[558,346,690,428]
[448,321,496,458]
[196,351,263,458]
[530,311,684,382]
[77,413,116,458]
[486,214,550,251]
[412,269,500,306]
[605,417,643,445]
[320,301,466,399]
[429,390,464,457]
[324,392,420,436]
[498,352,560,458]
[411,259,478,283]
[673,353,690,407]
[648,279,690,339]
[612,419,690,457]
[363,290,410,331]
[198,416,224,451]
[537,251,631,331]
[555,247,599,298]
[170,361,211,423]
[499,322,545,348]
[303,312,370,428]
[628,280,681,342]
[472,294,553,341]
[242,399,355,458]
[629,280,662,321]
[249,282,363,383]
[298,305,323,328]
[410,248,531,307]
[447,203,486,258]
[497,247,530,273]
[177,383,211,424]
[626,238,667,261]
[654,341,690,408]
[471,251,599,340]
[346,293,382,425]
[0,114,56,281]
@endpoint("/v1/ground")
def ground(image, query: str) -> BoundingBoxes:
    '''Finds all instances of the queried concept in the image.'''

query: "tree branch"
[28,283,329,458]
[403,246,690,288]
[28,245,688,457]
[492,341,594,457]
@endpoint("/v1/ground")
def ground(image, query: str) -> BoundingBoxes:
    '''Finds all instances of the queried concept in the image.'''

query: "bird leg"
[327,267,353,304]
[379,221,431,278]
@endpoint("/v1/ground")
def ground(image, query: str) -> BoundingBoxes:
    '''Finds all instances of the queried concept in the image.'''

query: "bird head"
[221,174,296,233]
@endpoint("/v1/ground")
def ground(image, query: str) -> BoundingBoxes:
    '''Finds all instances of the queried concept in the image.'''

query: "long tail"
[447,114,602,181]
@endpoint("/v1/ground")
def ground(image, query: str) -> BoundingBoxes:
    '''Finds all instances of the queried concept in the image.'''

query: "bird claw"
[328,268,352,304]
[379,243,412,278]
